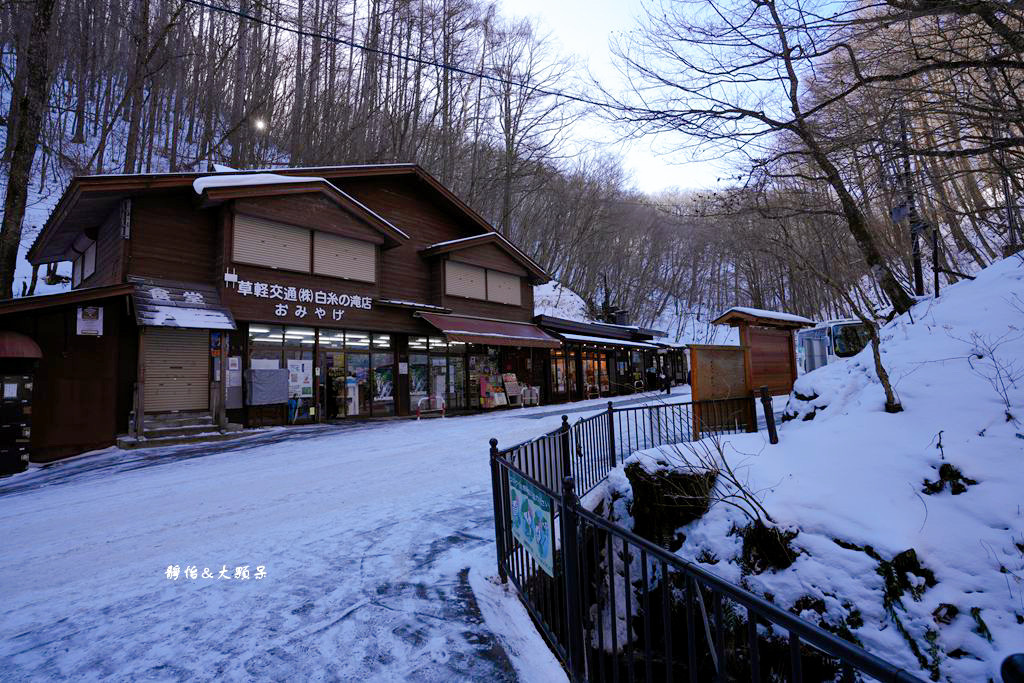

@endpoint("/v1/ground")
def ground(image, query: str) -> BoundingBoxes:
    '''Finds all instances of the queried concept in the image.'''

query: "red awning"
[418,312,562,349]
[0,331,42,359]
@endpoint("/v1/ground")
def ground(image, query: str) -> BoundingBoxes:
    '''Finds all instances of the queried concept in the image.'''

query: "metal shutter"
[486,270,521,305]
[233,214,310,272]
[143,328,210,412]
[445,261,486,299]
[313,232,376,282]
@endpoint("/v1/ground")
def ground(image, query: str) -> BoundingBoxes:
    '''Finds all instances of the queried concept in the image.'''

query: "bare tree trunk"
[0,0,56,299]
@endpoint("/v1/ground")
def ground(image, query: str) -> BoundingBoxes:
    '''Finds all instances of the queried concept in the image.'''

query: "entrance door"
[143,328,209,412]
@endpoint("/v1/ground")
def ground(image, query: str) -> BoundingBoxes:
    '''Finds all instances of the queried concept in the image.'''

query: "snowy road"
[0,390,687,681]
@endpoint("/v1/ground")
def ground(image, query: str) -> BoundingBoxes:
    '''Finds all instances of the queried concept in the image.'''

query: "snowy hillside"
[598,255,1024,681]
[533,281,593,321]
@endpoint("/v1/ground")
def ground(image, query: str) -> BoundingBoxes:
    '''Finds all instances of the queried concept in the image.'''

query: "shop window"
[249,324,284,368]
[486,270,521,305]
[284,327,315,422]
[346,350,371,416]
[409,336,428,352]
[428,336,448,352]
[314,232,376,282]
[409,352,429,410]
[445,261,486,299]
[371,334,394,416]
[234,214,310,272]
[345,330,371,350]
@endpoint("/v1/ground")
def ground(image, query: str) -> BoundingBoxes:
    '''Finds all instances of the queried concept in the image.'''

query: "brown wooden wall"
[129,191,217,283]
[448,242,529,276]
[235,194,387,245]
[741,326,797,395]
[79,207,124,289]
[689,345,750,401]
[0,297,136,462]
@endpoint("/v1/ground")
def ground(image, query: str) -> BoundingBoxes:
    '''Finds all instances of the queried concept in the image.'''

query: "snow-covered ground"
[0,388,688,681]
[596,256,1024,681]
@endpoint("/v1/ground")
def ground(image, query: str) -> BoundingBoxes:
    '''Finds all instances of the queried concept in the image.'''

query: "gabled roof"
[192,173,409,247]
[419,232,549,283]
[0,283,135,316]
[712,307,815,329]
[28,164,508,264]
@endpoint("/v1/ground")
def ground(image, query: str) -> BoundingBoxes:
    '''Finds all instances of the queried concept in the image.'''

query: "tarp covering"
[131,277,236,330]
[418,312,561,349]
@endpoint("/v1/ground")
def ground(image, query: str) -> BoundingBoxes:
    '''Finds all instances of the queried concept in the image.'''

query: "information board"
[508,471,555,577]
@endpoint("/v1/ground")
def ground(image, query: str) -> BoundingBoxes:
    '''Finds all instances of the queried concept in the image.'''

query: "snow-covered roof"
[558,333,659,349]
[192,173,325,193]
[714,306,815,326]
[191,173,411,241]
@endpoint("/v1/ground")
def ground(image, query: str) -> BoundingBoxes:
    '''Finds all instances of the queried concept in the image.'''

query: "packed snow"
[591,255,1024,681]
[0,389,686,680]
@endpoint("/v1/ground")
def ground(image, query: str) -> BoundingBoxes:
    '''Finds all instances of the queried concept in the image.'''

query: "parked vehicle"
[796,319,871,374]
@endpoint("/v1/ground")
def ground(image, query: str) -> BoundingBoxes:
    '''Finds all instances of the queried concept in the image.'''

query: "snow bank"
[533,281,592,321]
[598,256,1024,681]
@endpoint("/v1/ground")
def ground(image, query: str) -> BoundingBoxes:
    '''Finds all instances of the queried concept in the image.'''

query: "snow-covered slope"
[533,280,592,321]
[603,256,1024,681]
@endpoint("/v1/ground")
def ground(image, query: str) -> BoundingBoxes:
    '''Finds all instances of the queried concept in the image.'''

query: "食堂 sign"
[508,471,555,577]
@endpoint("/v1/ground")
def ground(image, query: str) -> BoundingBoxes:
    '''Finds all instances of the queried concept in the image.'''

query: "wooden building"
[2,165,564,462]
[710,307,814,395]
[534,315,679,401]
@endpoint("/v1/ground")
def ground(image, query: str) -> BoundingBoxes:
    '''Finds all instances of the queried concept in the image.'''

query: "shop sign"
[77,306,104,336]
[508,471,555,577]
[229,274,373,323]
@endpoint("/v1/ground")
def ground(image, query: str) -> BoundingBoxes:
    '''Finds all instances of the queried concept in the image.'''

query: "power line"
[182,0,618,113]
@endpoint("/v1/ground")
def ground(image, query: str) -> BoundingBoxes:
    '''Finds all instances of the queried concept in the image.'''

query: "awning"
[0,331,42,358]
[558,333,659,349]
[130,277,236,330]
[418,312,561,349]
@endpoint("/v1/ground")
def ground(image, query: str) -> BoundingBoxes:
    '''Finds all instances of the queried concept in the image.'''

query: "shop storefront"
[533,315,668,402]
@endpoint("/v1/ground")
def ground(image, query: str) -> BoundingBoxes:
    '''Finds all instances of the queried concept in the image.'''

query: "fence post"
[561,476,587,681]
[759,386,779,444]
[607,401,617,468]
[560,415,571,484]
[489,438,507,583]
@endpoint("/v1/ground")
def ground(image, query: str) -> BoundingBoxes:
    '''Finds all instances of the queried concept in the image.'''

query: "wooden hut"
[711,307,814,395]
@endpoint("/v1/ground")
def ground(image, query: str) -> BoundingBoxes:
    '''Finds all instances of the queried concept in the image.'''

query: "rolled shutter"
[233,214,310,272]
[143,328,209,412]
[445,261,486,299]
[486,270,521,305]
[314,232,376,282]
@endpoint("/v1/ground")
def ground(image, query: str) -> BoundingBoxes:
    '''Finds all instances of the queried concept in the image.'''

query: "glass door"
[448,356,466,410]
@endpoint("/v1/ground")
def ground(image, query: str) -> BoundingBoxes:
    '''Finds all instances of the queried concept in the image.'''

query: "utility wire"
[182,0,618,112]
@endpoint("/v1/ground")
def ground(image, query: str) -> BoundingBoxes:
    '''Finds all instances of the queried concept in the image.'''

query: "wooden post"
[760,386,779,444]
[136,328,146,438]
[218,330,228,430]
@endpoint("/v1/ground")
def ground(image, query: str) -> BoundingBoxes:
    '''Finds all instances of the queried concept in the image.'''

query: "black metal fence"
[489,397,927,683]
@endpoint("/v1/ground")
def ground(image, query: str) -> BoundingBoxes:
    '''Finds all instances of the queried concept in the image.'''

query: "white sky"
[497,0,728,194]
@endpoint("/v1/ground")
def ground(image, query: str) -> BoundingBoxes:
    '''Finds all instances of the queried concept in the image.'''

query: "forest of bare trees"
[0,0,1021,337]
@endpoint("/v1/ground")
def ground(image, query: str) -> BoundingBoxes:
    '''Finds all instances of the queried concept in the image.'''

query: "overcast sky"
[496,0,729,195]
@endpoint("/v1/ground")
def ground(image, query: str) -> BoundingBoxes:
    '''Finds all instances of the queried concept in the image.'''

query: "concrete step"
[117,425,245,450]
[142,424,221,439]
[143,413,215,428]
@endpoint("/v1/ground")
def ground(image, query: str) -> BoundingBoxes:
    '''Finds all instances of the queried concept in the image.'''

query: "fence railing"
[489,395,927,683]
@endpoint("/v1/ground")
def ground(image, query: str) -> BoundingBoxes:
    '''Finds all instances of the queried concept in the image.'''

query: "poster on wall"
[287,360,314,397]
[508,471,554,577]
[76,306,103,336]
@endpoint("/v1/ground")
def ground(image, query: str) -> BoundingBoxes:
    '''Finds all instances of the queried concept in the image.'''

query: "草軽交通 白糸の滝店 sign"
[508,470,554,577]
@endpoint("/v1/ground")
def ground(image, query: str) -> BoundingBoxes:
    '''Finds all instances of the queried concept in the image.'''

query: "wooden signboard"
[688,344,756,438]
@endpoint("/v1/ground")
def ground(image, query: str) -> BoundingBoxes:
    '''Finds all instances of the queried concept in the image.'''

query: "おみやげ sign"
[508,470,555,577]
